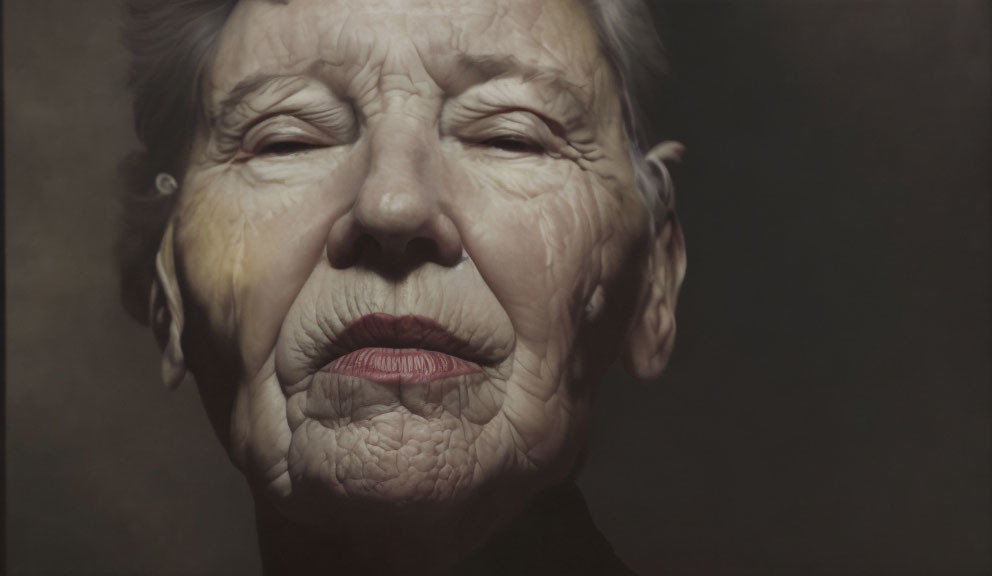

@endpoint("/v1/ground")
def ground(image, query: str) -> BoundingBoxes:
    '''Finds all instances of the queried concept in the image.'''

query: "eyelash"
[237,112,559,159]
[240,114,344,158]
[245,131,550,159]
[253,139,323,156]
[477,135,547,155]
[465,111,563,156]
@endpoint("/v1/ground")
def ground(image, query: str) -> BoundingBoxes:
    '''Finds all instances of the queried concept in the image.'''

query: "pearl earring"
[155,173,178,196]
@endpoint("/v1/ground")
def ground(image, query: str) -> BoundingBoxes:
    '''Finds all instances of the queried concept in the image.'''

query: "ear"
[623,141,688,381]
[149,221,187,389]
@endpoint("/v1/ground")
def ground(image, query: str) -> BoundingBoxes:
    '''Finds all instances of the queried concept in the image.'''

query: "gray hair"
[117,0,668,324]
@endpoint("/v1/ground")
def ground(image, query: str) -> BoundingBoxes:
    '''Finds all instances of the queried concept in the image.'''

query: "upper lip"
[321,313,494,368]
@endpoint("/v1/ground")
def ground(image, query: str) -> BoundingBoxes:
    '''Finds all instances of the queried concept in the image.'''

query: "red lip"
[321,314,484,383]
[325,348,479,384]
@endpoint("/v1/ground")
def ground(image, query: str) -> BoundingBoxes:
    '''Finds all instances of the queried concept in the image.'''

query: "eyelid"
[242,115,336,154]
[458,110,563,149]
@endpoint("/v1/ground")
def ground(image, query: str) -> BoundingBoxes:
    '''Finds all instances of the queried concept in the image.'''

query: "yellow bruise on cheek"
[173,170,247,334]
[175,150,346,334]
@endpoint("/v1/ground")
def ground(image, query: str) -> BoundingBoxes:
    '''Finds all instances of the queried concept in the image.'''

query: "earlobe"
[623,141,687,381]
[150,222,187,389]
[644,141,684,221]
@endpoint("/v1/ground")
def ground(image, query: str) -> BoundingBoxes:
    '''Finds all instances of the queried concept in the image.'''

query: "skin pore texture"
[152,0,685,572]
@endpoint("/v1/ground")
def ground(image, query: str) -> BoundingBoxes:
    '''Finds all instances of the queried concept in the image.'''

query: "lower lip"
[323,348,481,384]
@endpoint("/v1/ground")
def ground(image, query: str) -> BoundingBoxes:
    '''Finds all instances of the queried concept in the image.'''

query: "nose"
[326,124,464,271]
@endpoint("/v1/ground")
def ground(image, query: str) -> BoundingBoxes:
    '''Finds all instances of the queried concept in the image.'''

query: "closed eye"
[255,140,323,156]
[241,114,347,158]
[480,136,546,154]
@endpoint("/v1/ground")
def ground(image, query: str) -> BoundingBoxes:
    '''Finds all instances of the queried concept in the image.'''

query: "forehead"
[207,0,604,99]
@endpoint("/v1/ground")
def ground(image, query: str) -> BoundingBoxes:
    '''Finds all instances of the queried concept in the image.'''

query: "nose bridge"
[324,107,465,270]
[325,51,464,270]
[355,114,437,236]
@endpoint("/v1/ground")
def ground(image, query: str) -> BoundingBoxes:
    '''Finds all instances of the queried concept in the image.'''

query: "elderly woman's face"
[166,0,667,525]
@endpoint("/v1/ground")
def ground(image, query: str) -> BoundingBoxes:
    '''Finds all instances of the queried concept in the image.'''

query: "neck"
[448,481,633,575]
[252,487,528,576]
[253,480,630,576]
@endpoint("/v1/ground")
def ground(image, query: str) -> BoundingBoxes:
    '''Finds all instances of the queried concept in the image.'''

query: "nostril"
[342,234,434,268]
[355,235,382,259]
[328,233,380,270]
[405,237,439,261]
[327,207,463,271]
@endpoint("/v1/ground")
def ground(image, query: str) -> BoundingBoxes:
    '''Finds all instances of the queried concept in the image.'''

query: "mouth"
[320,314,487,384]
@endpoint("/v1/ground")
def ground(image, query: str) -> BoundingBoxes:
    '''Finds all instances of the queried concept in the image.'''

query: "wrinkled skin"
[154,0,684,571]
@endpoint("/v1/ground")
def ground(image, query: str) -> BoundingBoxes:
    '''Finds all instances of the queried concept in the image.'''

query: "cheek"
[176,150,362,375]
[449,158,616,350]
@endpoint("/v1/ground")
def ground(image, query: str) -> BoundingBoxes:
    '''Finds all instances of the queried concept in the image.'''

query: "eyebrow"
[210,54,589,127]
[209,71,315,128]
[447,53,589,107]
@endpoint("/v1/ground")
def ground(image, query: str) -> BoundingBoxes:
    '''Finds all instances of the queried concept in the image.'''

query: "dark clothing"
[449,482,638,576]
[256,481,635,576]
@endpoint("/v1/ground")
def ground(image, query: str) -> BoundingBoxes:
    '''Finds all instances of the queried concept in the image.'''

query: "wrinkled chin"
[230,350,587,539]
[256,369,526,529]
[286,410,487,505]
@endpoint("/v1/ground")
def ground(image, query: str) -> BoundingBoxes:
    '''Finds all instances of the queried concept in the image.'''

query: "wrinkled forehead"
[205,0,606,104]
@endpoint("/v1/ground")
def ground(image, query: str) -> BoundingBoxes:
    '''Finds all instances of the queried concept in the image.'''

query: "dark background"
[5,1,989,574]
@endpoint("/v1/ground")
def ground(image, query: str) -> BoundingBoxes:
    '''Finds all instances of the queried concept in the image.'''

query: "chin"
[263,439,539,546]
[265,398,575,535]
